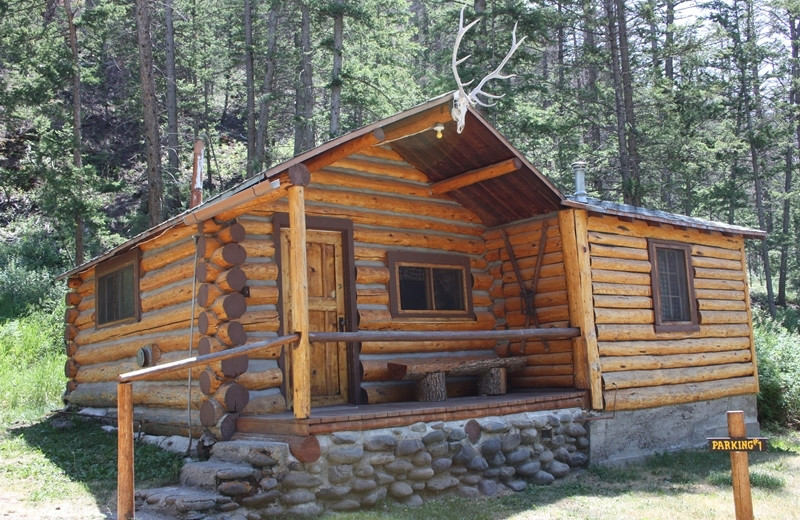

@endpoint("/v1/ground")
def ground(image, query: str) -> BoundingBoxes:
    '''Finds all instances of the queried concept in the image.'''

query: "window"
[96,249,140,326]
[388,252,473,319]
[648,240,698,332]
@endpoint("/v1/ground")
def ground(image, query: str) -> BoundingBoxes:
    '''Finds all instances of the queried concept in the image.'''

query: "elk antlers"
[451,6,527,133]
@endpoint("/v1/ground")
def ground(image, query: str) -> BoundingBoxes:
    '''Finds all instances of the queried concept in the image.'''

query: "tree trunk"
[294,3,315,155]
[254,7,278,173]
[244,0,256,177]
[615,0,641,206]
[63,0,83,265]
[135,0,163,226]
[604,0,631,202]
[165,0,179,195]
[665,0,675,81]
[778,15,799,307]
[582,0,601,151]
[329,0,344,138]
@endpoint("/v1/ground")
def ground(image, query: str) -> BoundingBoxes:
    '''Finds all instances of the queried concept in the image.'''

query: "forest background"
[0,0,799,427]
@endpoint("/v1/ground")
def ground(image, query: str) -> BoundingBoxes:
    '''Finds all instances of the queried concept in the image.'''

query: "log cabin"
[58,94,766,514]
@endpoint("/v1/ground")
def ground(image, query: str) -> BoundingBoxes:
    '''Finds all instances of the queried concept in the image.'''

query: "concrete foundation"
[588,394,760,466]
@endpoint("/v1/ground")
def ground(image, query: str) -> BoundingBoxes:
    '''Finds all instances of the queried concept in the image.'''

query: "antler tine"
[467,22,527,107]
[452,5,481,99]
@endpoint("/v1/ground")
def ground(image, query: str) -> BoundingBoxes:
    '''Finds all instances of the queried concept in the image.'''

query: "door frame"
[274,213,362,405]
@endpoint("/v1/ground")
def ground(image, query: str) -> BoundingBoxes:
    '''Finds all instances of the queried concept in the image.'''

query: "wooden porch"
[235,388,589,437]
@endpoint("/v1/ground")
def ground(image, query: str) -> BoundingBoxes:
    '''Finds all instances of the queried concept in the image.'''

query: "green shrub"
[754,312,800,428]
[0,305,66,424]
[0,259,64,319]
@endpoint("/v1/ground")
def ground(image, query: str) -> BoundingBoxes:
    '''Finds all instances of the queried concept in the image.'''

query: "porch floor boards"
[235,388,589,437]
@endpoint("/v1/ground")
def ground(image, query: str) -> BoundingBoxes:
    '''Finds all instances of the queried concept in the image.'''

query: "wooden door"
[281,228,349,407]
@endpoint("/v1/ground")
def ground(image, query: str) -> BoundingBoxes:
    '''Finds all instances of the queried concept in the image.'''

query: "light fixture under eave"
[433,123,445,139]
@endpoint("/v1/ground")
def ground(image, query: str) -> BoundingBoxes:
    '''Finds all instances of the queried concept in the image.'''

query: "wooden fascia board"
[431,157,523,194]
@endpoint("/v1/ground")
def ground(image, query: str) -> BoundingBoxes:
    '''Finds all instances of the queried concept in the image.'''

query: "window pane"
[118,266,135,320]
[657,248,690,322]
[98,264,135,324]
[432,268,465,310]
[399,266,429,310]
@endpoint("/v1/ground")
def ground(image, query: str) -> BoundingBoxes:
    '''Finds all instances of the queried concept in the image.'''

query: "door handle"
[338,317,346,332]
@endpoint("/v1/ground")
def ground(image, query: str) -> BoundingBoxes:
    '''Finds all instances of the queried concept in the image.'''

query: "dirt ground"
[0,490,177,520]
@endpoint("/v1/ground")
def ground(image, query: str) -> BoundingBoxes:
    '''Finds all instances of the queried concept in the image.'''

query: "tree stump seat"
[386,356,528,402]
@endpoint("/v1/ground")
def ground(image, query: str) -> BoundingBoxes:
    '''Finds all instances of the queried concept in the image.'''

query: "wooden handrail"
[117,333,300,520]
[118,333,301,383]
[307,327,580,343]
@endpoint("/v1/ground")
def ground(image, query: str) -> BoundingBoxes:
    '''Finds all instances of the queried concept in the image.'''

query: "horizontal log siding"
[66,228,202,411]
[587,215,758,411]
[304,157,502,404]
[485,215,573,389]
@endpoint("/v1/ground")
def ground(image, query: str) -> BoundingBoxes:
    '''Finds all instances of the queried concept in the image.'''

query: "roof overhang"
[59,94,567,279]
[563,198,767,240]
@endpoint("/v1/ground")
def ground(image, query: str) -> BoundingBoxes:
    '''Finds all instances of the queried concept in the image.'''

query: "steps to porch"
[136,406,590,519]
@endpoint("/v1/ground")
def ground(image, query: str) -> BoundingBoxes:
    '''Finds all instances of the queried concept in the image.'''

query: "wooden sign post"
[707,411,769,520]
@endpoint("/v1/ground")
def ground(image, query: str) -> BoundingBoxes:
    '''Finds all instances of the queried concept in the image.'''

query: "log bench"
[387,356,528,402]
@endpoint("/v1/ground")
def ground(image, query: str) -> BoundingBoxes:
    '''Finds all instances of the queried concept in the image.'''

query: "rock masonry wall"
[138,408,589,518]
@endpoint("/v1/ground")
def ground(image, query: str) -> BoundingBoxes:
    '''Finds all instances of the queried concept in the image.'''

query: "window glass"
[96,250,139,326]
[648,240,698,331]
[389,252,472,318]
[656,247,690,321]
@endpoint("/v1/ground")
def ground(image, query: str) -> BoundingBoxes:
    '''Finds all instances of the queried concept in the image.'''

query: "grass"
[2,304,800,518]
[0,310,184,518]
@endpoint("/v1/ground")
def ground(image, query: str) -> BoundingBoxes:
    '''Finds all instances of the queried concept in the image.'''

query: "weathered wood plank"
[694,267,745,281]
[700,310,750,325]
[605,376,758,411]
[593,295,653,309]
[596,323,751,341]
[600,349,751,372]
[591,269,650,285]
[698,299,747,311]
[590,257,651,273]
[598,335,752,356]
[589,243,649,261]
[587,231,648,249]
[603,362,754,390]
[592,282,651,296]
[594,307,654,325]
[387,356,526,380]
[695,288,746,301]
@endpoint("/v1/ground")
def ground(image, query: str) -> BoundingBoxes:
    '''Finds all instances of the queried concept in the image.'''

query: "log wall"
[484,215,573,389]
[586,214,758,411]
[300,148,506,404]
[64,225,205,429]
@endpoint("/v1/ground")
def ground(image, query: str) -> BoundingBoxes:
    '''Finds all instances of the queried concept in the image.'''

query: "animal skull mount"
[451,6,527,134]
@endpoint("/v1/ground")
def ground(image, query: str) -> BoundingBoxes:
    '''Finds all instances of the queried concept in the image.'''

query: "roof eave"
[562,198,767,239]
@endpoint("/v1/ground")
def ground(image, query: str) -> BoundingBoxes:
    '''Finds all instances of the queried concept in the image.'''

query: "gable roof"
[58,93,764,280]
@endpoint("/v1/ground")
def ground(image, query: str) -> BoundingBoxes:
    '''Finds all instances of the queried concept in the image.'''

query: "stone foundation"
[588,394,760,466]
[137,408,589,518]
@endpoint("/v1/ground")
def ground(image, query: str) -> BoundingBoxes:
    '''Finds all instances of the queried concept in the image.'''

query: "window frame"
[95,249,141,328]
[648,239,699,333]
[387,251,474,320]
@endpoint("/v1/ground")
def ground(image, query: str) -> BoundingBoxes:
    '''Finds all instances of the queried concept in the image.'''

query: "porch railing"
[116,326,579,519]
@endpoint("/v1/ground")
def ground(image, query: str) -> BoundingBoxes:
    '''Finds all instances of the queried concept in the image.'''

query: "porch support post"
[559,209,603,410]
[288,164,311,419]
[117,381,135,519]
